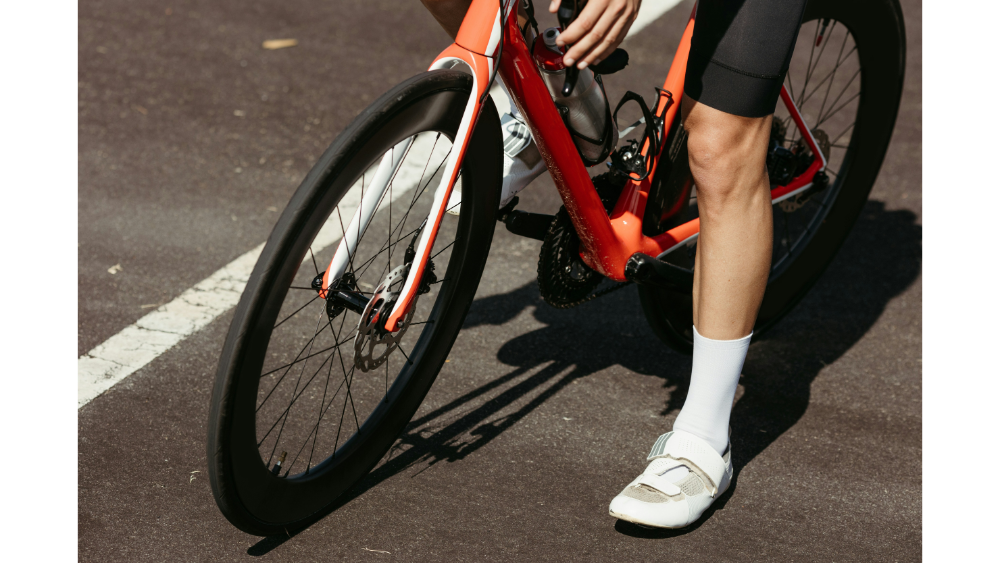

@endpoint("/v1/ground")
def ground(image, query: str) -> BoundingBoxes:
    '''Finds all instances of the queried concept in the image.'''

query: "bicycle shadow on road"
[249,200,920,553]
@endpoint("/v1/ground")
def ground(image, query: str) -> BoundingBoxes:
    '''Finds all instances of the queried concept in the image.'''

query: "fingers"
[557,0,611,48]
[551,0,639,70]
[562,2,619,67]
[588,14,631,65]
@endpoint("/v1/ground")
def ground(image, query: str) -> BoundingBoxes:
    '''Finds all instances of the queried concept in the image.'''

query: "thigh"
[684,0,808,118]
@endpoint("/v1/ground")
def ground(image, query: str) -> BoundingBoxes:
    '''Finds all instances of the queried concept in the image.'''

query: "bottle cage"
[609,89,669,181]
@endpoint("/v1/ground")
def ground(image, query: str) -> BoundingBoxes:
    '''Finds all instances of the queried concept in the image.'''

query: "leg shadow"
[731,201,921,469]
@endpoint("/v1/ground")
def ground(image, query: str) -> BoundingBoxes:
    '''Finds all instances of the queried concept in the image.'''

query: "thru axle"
[312,271,368,317]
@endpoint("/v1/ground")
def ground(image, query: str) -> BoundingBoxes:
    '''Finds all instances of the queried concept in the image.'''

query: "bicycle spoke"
[309,247,320,277]
[430,240,455,261]
[813,67,860,126]
[387,146,453,249]
[816,89,861,129]
[273,294,321,330]
[304,343,336,473]
[814,33,853,121]
[335,205,357,278]
[800,21,836,106]
[284,365,352,474]
[278,311,353,475]
[395,342,415,366]
[352,224,424,279]
[262,310,330,462]
[334,335,361,434]
[304,309,351,472]
[259,341,339,452]
[797,20,821,106]
[258,313,340,409]
[352,147,452,282]
[259,342,339,379]
[331,361,359,458]
[801,42,856,110]
[830,121,855,145]
[351,142,416,264]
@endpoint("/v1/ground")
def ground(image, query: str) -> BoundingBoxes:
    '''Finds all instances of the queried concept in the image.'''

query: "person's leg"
[610,0,807,528]
[664,96,772,457]
[669,0,808,456]
[685,98,773,341]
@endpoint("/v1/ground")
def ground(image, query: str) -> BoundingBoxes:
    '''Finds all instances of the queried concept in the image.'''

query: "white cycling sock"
[660,326,750,482]
[674,326,750,452]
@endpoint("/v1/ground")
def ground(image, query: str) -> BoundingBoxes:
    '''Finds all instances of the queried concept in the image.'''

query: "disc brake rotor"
[353,264,415,372]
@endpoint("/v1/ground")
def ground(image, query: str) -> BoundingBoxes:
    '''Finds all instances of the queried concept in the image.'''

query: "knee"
[683,101,771,204]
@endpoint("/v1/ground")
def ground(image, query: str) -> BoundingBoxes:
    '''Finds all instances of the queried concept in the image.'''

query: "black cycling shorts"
[685,0,809,118]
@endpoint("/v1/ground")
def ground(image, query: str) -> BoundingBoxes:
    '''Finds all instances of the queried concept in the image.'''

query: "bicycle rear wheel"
[207,70,502,535]
[639,0,906,353]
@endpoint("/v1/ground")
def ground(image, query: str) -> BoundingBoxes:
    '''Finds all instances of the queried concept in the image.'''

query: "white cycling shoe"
[609,430,734,529]
[446,112,546,216]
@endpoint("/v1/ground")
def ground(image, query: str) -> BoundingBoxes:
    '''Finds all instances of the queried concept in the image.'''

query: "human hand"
[549,0,641,69]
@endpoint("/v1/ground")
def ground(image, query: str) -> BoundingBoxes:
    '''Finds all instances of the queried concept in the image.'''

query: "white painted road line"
[78,245,262,408]
[78,134,448,408]
[77,2,684,409]
[628,0,685,39]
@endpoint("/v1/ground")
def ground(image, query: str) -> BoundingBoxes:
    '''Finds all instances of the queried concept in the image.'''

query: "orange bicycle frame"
[365,0,826,332]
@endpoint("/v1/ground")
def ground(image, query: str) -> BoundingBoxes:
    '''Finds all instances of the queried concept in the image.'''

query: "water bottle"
[532,27,618,165]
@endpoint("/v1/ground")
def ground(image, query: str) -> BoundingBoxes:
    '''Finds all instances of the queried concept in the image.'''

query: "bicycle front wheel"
[639,0,906,352]
[207,70,502,535]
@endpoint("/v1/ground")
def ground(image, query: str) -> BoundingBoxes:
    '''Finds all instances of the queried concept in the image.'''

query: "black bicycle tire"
[638,0,906,354]
[207,70,503,536]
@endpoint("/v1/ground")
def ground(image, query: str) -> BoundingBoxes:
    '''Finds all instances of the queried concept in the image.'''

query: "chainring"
[537,173,631,309]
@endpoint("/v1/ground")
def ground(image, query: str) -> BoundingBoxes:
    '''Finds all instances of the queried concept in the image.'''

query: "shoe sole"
[608,508,688,530]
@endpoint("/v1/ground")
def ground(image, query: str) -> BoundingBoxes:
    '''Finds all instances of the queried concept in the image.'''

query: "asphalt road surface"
[79,0,922,560]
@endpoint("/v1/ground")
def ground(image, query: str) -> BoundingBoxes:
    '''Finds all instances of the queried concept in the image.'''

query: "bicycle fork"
[321,0,514,333]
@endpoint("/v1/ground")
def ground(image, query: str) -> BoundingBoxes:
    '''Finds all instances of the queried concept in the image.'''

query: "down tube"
[496,13,617,277]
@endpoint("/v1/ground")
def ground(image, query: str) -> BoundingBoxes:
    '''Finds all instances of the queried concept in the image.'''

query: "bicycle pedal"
[502,209,555,242]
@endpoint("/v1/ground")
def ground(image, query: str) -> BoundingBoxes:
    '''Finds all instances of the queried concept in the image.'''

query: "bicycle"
[207,0,905,535]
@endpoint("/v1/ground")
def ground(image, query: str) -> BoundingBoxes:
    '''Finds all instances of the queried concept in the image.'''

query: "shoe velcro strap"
[634,474,681,497]
[646,430,727,496]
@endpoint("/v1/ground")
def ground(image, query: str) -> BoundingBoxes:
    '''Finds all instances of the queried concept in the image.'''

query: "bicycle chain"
[537,173,633,309]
